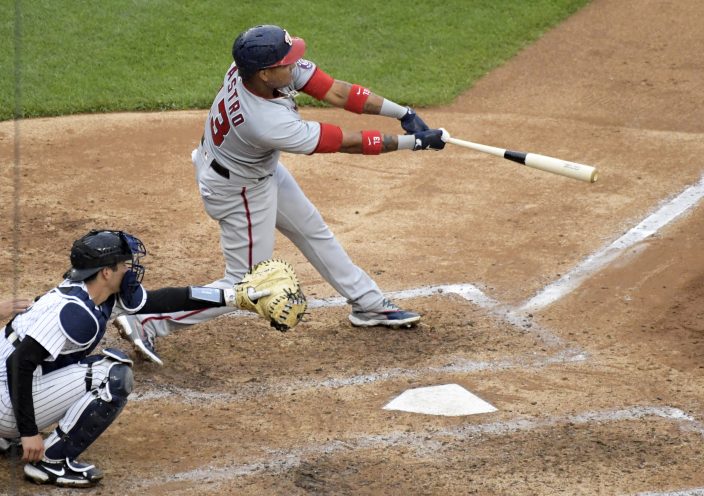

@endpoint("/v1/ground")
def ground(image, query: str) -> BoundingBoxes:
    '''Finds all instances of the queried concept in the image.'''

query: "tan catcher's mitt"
[235,259,307,331]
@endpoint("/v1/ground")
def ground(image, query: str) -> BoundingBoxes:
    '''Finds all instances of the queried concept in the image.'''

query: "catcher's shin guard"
[44,359,133,461]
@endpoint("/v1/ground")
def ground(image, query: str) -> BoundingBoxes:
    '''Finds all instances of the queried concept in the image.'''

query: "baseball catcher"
[233,259,307,331]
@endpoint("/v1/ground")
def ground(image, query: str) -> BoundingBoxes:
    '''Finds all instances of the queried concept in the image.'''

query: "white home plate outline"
[382,383,497,416]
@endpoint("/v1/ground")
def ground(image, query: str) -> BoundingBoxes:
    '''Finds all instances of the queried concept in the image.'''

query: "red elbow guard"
[345,84,371,114]
[361,130,383,155]
[314,123,343,153]
[302,68,335,100]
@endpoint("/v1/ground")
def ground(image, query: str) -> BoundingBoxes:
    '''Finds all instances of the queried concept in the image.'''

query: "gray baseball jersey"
[132,58,387,337]
[202,59,320,179]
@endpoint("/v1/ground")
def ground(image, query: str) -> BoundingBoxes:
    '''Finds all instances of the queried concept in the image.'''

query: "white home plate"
[383,384,497,416]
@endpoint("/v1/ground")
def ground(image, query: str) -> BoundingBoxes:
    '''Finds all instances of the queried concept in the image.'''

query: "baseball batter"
[117,24,446,365]
[0,230,243,487]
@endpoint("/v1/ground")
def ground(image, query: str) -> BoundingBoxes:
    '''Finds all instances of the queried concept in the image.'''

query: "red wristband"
[361,130,383,155]
[345,84,371,114]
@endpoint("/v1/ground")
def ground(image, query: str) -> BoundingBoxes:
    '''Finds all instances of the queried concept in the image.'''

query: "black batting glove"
[400,107,430,134]
[413,129,446,151]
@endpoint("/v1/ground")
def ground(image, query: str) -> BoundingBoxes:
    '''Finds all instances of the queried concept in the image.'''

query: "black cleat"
[24,458,104,487]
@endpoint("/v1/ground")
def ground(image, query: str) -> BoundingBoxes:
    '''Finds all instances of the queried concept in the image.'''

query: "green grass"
[1,0,590,120]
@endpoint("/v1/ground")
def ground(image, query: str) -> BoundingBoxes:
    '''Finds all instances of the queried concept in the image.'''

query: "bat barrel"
[443,133,598,183]
[524,153,598,183]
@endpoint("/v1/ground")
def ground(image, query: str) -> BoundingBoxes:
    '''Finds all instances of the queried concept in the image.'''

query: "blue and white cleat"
[115,314,163,366]
[348,298,421,328]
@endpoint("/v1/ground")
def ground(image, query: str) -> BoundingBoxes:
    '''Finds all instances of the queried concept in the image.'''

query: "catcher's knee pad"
[83,349,134,401]
[104,361,134,401]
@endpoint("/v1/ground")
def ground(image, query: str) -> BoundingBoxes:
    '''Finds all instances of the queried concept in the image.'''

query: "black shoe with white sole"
[24,458,104,487]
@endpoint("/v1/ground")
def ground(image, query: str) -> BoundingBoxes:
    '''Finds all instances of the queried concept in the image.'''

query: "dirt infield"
[2,0,704,494]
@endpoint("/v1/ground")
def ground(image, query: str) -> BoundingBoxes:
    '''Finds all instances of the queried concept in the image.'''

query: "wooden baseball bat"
[440,129,598,183]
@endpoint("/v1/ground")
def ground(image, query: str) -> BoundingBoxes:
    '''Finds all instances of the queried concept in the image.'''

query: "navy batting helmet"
[65,230,147,282]
[232,25,306,72]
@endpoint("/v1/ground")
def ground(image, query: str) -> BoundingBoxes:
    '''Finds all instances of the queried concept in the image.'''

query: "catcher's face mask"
[121,232,147,284]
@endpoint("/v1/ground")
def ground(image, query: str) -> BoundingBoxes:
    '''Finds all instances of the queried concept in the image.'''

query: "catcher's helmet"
[232,25,306,72]
[65,230,147,282]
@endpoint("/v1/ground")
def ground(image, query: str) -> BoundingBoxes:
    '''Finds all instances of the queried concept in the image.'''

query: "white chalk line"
[133,166,704,492]
[227,282,564,346]
[131,282,582,403]
[206,171,704,410]
[219,172,704,348]
[216,173,704,335]
[139,405,704,488]
[521,173,704,313]
[129,346,588,403]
